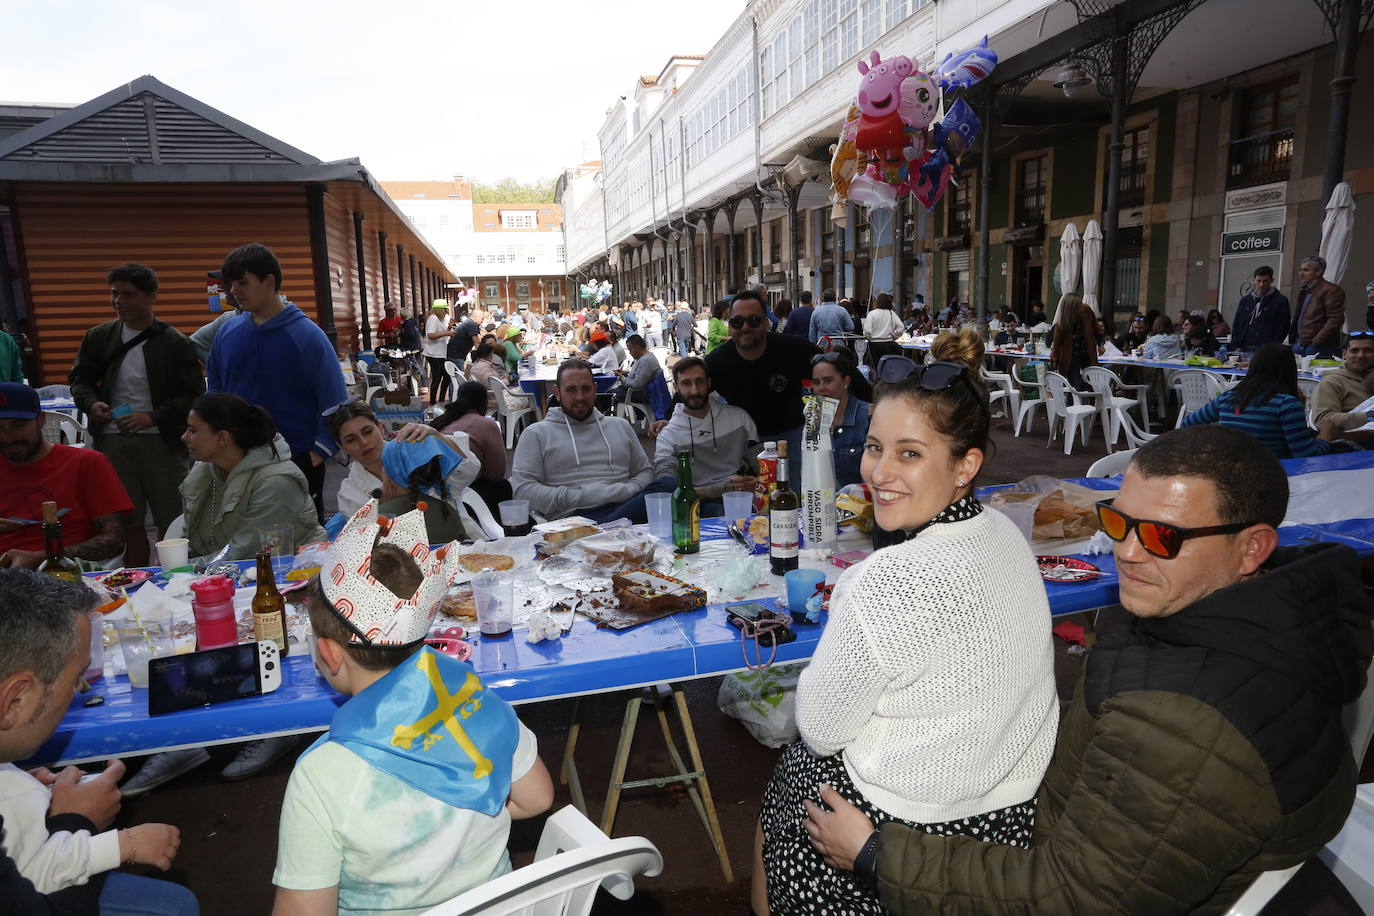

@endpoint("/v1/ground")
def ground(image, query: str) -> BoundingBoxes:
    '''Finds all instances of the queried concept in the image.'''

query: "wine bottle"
[769,441,800,575]
[672,450,700,554]
[252,549,289,656]
[37,501,81,583]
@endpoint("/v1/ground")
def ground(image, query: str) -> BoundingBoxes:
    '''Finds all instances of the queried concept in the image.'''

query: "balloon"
[829,104,863,202]
[936,35,998,92]
[932,97,982,160]
[898,70,939,131]
[847,174,899,210]
[854,51,913,162]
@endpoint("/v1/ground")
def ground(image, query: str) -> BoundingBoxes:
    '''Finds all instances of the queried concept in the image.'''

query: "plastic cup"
[785,568,827,622]
[472,569,514,638]
[722,490,754,524]
[645,492,673,538]
[260,527,295,577]
[498,499,529,527]
[154,538,190,572]
[114,615,173,688]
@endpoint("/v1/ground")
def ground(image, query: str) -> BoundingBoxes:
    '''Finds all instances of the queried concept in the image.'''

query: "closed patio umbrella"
[1319,182,1355,285]
[1055,223,1082,323]
[1081,220,1103,315]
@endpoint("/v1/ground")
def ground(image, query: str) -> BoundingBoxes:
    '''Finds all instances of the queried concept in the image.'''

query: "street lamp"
[1053,61,1092,98]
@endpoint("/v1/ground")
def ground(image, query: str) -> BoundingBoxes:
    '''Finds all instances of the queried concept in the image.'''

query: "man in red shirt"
[376,301,404,346]
[0,383,132,569]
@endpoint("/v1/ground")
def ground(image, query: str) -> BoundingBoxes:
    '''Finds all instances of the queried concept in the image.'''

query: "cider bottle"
[252,549,289,656]
[37,502,81,583]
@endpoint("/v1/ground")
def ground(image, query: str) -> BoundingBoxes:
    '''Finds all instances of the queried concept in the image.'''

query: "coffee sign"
[1220,228,1282,257]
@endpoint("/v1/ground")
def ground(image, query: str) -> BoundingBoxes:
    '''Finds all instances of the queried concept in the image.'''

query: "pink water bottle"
[189,575,238,650]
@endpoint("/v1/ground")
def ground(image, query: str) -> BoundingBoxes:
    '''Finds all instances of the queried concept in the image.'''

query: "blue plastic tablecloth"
[34,453,1374,765]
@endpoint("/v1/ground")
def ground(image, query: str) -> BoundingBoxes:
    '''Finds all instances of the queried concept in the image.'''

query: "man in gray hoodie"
[510,359,653,522]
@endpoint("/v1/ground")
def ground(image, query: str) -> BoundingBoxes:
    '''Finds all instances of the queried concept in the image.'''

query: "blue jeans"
[100,872,199,915]
[1292,343,1336,359]
[676,335,693,357]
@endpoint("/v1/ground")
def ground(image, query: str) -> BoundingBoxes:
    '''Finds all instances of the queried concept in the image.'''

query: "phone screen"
[148,643,263,716]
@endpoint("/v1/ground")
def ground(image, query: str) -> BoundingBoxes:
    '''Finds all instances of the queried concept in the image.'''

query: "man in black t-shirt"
[446,308,481,365]
[705,291,816,445]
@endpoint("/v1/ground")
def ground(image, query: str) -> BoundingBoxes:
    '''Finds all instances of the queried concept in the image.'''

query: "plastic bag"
[717,663,805,748]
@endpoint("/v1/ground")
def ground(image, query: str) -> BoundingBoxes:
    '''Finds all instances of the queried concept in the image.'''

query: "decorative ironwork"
[1066,0,1206,102]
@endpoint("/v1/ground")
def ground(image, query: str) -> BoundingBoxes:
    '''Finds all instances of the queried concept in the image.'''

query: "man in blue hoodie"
[206,244,347,522]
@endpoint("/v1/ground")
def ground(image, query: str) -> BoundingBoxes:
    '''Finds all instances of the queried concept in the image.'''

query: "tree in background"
[472,178,556,203]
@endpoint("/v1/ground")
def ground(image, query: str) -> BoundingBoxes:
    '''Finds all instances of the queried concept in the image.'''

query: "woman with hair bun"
[179,393,325,559]
[753,328,1057,916]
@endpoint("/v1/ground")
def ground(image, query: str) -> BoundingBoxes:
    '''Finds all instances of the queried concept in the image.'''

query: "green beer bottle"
[672,450,700,554]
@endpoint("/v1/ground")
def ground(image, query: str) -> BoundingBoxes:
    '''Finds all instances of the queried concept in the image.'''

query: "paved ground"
[108,403,1368,914]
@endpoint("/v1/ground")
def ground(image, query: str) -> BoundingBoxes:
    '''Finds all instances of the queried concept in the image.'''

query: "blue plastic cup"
[785,568,827,622]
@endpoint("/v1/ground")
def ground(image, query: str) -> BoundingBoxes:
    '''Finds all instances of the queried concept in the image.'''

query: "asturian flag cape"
[304,500,518,815]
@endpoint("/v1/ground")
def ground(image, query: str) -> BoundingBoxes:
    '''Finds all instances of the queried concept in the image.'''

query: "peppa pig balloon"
[854,50,913,158]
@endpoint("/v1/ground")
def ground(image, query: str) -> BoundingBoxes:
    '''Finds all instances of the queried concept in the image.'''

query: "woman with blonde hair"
[754,325,1057,915]
[1048,293,1098,388]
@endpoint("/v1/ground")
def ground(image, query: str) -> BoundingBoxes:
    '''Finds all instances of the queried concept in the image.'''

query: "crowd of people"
[0,246,1370,915]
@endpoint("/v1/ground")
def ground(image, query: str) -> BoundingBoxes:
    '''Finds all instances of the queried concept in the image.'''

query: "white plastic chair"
[1170,369,1226,427]
[42,412,86,447]
[421,805,663,916]
[1225,655,1374,916]
[981,367,1021,421]
[1042,372,1098,455]
[1086,449,1136,478]
[355,359,387,403]
[460,488,502,540]
[489,377,535,449]
[445,361,467,395]
[614,395,650,431]
[1297,376,1320,428]
[1114,408,1158,450]
[1009,359,1047,437]
[1083,366,1151,447]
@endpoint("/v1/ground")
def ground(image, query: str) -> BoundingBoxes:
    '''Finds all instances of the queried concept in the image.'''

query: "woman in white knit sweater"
[753,329,1058,916]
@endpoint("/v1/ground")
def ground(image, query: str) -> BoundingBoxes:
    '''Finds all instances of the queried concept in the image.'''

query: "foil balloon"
[829,104,863,203]
[847,173,899,210]
[936,35,998,92]
[913,98,982,211]
[854,51,913,161]
[898,70,939,131]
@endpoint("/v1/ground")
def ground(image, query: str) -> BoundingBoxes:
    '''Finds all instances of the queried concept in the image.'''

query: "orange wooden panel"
[13,182,313,384]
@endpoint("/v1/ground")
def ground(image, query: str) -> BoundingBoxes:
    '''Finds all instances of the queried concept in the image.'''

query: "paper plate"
[1036,556,1101,582]
[93,569,154,590]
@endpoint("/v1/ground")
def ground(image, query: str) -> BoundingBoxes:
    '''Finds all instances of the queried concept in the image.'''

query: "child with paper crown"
[271,501,552,915]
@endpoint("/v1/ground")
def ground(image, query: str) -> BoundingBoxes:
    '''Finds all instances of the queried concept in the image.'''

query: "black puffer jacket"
[875,542,1373,914]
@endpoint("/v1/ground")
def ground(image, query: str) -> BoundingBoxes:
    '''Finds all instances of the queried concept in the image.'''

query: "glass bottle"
[37,501,81,583]
[769,441,800,575]
[672,450,700,554]
[252,549,289,656]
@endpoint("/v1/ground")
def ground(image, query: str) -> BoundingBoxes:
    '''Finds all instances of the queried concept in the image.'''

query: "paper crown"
[320,500,465,647]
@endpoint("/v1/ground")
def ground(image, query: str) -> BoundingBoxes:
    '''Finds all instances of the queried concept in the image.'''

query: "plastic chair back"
[460,489,503,540]
[421,806,663,916]
[1086,449,1136,478]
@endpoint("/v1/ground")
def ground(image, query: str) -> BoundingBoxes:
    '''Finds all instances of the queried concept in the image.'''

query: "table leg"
[672,684,735,883]
[600,694,642,835]
[653,692,712,836]
[560,698,587,816]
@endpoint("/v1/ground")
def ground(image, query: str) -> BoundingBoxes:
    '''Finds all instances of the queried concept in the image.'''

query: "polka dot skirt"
[760,741,1036,915]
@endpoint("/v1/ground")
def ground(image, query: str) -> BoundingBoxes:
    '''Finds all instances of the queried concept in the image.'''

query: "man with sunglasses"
[805,424,1372,914]
[704,291,817,454]
[1312,330,1374,434]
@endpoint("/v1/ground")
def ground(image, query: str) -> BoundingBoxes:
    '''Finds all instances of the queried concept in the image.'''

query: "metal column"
[751,193,765,290]
[1320,0,1363,201]
[305,184,338,350]
[395,244,406,313]
[353,212,371,351]
[1099,35,1128,320]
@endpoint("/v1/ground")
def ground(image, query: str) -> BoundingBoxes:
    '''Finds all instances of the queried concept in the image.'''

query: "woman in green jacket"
[179,393,325,560]
[707,300,729,352]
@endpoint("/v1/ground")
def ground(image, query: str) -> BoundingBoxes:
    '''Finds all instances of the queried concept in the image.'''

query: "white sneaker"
[120,748,211,798]
[220,736,298,781]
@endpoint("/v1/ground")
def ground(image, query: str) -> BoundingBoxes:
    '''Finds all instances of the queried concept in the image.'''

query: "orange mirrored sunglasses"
[1094,500,1255,559]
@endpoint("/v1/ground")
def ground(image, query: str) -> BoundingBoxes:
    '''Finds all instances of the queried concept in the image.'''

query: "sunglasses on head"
[875,356,968,388]
[811,352,844,366]
[1094,501,1256,559]
[1349,331,1374,340]
[729,314,765,329]
[322,397,371,420]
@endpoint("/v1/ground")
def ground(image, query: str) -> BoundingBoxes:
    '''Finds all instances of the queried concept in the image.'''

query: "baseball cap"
[505,327,523,340]
[207,269,224,280]
[431,299,449,310]
[0,383,41,419]
[590,330,608,343]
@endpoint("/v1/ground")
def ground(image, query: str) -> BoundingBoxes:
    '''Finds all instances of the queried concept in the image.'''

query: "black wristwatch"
[853,829,882,889]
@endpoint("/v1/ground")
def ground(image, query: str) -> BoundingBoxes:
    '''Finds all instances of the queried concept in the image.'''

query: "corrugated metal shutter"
[14,182,314,384]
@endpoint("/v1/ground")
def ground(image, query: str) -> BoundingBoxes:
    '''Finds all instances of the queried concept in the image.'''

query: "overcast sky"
[1,0,746,184]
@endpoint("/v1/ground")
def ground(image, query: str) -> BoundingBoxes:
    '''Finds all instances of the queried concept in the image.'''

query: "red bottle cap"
[189,575,235,603]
